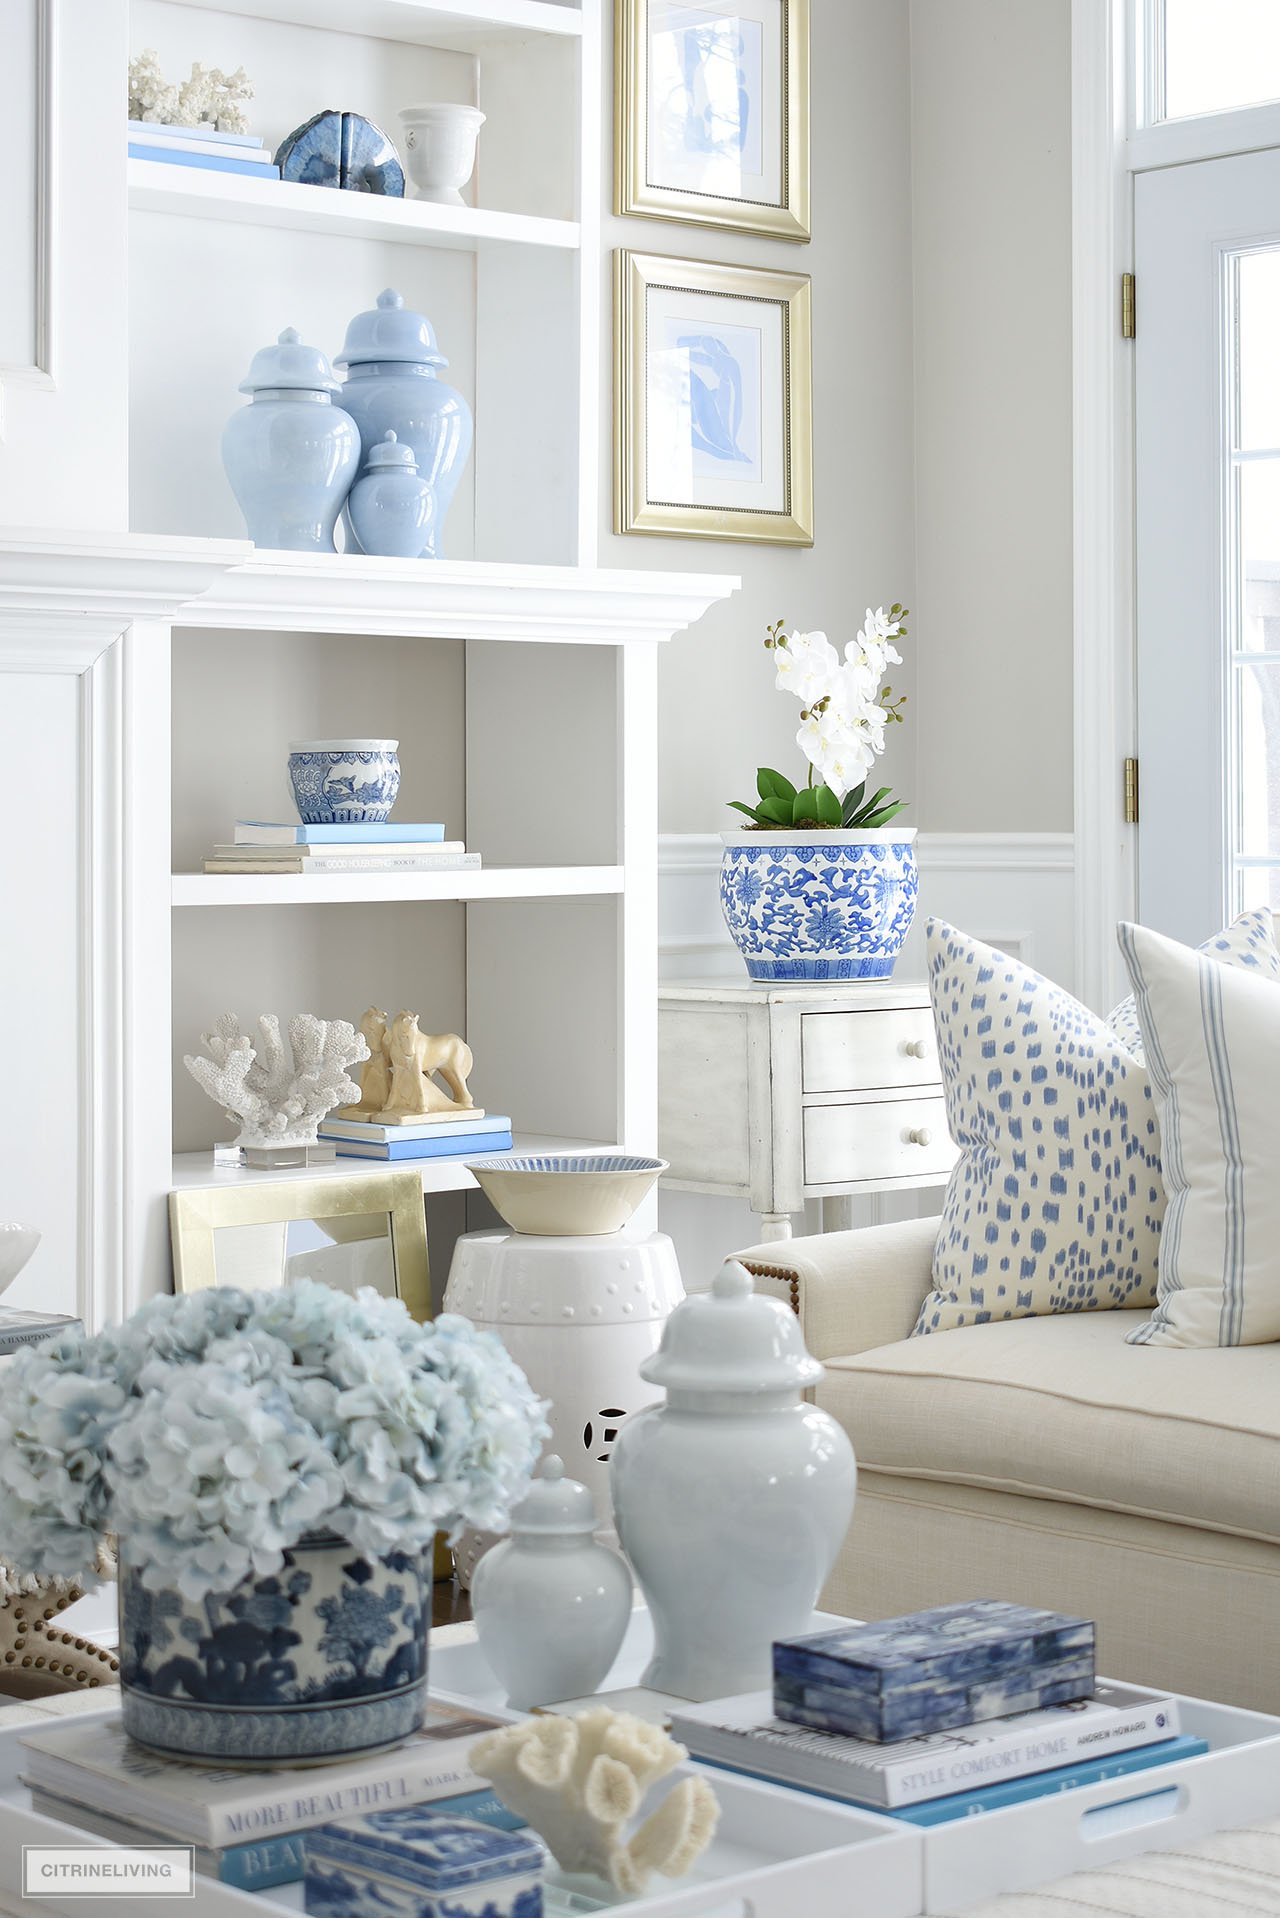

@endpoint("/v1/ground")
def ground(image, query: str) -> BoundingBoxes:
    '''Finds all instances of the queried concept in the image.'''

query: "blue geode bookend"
[773,1600,1095,1743]
[305,1807,545,1918]
[276,111,405,195]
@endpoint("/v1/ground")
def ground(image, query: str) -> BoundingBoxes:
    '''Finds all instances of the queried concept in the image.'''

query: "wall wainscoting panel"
[655,830,1077,1283]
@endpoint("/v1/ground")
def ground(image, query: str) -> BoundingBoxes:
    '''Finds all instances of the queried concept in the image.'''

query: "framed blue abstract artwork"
[616,0,809,242]
[614,249,812,544]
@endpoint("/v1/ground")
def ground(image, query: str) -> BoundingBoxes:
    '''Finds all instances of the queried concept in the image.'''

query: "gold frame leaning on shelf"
[614,248,813,545]
[168,1168,431,1322]
[615,0,810,242]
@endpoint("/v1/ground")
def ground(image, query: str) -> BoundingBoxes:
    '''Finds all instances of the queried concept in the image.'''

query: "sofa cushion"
[821,1308,1280,1545]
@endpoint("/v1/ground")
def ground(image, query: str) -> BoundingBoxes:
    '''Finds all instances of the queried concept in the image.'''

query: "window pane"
[1239,462,1280,651]
[1236,662,1280,854]
[1164,0,1280,119]
[1237,863,1280,912]
[1238,253,1280,450]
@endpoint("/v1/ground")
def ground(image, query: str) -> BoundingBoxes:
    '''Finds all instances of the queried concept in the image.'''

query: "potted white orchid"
[720,607,918,981]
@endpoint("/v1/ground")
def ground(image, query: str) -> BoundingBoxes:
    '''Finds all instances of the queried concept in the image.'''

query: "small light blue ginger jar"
[335,289,473,559]
[222,328,360,553]
[348,432,437,559]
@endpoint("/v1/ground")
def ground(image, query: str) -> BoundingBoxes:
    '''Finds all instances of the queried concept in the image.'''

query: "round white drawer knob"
[905,1127,933,1147]
[902,1039,931,1060]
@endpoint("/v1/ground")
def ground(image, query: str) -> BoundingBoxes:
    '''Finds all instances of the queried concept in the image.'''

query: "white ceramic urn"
[471,1457,633,1710]
[609,1260,857,1702]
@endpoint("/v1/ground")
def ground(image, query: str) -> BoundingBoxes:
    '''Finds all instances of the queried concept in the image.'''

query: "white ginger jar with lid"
[609,1260,857,1702]
[471,1456,632,1710]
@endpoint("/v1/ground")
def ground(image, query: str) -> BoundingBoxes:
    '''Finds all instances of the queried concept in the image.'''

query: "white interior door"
[1136,149,1280,940]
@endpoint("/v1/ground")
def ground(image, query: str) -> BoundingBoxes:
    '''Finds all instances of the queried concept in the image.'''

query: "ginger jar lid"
[335,287,448,369]
[509,1455,598,1536]
[640,1260,824,1394]
[363,430,419,472]
[238,327,341,395]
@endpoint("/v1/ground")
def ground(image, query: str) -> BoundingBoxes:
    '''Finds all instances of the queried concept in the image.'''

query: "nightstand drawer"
[803,1095,955,1186]
[801,1007,938,1093]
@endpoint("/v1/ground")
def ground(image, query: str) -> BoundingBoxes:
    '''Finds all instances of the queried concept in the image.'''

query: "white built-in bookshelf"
[0,0,737,1325]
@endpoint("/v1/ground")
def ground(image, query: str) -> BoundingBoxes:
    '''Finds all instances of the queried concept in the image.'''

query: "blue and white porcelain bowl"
[466,1154,667,1236]
[288,739,400,824]
[720,828,919,982]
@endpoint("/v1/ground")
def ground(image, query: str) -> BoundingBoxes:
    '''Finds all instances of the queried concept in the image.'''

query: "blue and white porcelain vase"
[719,828,919,982]
[119,1535,432,1765]
[348,432,437,559]
[222,328,360,552]
[335,289,473,559]
[288,739,400,823]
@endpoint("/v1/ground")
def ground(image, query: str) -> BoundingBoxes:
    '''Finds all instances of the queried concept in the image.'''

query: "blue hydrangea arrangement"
[0,1282,548,1601]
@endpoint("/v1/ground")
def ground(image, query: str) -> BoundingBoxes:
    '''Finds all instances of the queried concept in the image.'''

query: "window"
[1150,0,1280,123]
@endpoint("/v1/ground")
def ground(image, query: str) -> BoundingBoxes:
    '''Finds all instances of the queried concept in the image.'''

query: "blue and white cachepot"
[335,289,473,560]
[720,828,919,982]
[119,1535,432,1766]
[288,739,401,823]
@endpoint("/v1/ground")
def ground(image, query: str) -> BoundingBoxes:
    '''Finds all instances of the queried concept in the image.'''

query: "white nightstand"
[658,978,958,1241]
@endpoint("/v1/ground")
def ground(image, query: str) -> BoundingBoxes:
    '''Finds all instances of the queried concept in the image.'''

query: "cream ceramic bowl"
[466,1154,667,1237]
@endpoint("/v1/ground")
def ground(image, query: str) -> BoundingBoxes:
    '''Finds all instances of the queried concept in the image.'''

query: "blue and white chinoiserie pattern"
[719,829,918,982]
[305,1806,545,1918]
[287,739,401,824]
[119,1535,432,1766]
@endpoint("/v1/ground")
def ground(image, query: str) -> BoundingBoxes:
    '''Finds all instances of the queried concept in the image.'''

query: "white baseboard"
[658,830,1078,994]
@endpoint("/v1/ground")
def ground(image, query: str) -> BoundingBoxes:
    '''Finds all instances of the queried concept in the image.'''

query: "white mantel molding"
[0,535,740,648]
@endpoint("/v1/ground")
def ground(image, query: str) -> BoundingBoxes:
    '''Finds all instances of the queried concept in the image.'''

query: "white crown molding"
[0,530,249,636]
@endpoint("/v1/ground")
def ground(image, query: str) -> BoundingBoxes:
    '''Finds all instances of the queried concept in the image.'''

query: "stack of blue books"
[319,1114,514,1161]
[204,822,480,878]
[128,120,281,181]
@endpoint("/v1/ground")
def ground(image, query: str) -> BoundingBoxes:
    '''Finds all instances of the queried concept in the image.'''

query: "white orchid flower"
[773,628,840,707]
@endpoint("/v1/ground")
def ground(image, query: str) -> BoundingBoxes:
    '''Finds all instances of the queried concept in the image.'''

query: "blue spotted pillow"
[1106,906,1280,1058]
[914,911,1280,1335]
[914,919,1163,1335]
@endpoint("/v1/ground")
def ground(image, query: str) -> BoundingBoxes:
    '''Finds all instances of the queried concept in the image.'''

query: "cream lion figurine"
[470,1709,719,1895]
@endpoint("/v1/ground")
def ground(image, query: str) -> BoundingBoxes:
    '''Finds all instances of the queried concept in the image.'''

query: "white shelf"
[171,1132,613,1196]
[171,864,624,906]
[128,160,580,254]
[149,0,584,49]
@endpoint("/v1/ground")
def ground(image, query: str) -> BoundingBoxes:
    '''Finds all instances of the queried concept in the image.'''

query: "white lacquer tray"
[0,1609,921,1918]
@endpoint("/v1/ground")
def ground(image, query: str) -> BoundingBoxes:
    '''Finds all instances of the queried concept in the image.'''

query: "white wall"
[599,1,919,837]
[910,0,1075,833]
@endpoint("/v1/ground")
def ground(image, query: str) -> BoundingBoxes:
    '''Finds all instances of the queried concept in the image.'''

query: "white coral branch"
[471,1711,720,1895]
[184,1013,369,1149]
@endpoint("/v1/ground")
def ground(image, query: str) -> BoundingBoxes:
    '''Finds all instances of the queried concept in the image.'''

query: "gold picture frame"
[614,248,813,545]
[615,0,810,242]
[169,1168,432,1322]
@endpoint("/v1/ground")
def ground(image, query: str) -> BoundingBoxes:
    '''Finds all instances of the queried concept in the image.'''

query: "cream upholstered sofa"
[735,1217,1280,1715]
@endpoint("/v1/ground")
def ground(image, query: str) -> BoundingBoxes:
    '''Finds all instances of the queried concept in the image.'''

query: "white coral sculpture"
[184,1013,369,1149]
[127,49,179,125]
[127,50,253,133]
[470,1710,720,1896]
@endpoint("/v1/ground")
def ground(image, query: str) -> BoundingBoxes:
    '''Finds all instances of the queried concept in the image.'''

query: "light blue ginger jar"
[348,432,437,559]
[119,1535,432,1766]
[720,828,919,982]
[335,289,473,559]
[222,328,360,553]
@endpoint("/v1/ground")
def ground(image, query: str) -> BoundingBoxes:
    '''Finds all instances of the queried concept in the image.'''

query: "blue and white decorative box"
[774,1601,1095,1743]
[304,1806,545,1918]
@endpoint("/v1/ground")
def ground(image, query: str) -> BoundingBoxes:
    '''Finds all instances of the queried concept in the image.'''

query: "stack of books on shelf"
[204,821,482,877]
[671,1601,1206,1828]
[319,1111,514,1161]
[0,1308,82,1355]
[128,119,281,180]
[19,1703,520,1895]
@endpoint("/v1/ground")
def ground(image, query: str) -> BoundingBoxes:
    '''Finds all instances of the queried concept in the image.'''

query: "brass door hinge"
[1124,756,1140,824]
[1121,273,1136,340]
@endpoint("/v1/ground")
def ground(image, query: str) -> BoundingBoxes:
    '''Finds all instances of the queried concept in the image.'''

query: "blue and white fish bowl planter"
[719,828,919,982]
[288,738,400,823]
[119,1535,432,1766]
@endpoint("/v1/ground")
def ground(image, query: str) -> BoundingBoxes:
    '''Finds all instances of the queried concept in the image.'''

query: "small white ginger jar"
[471,1457,632,1710]
[610,1261,857,1702]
